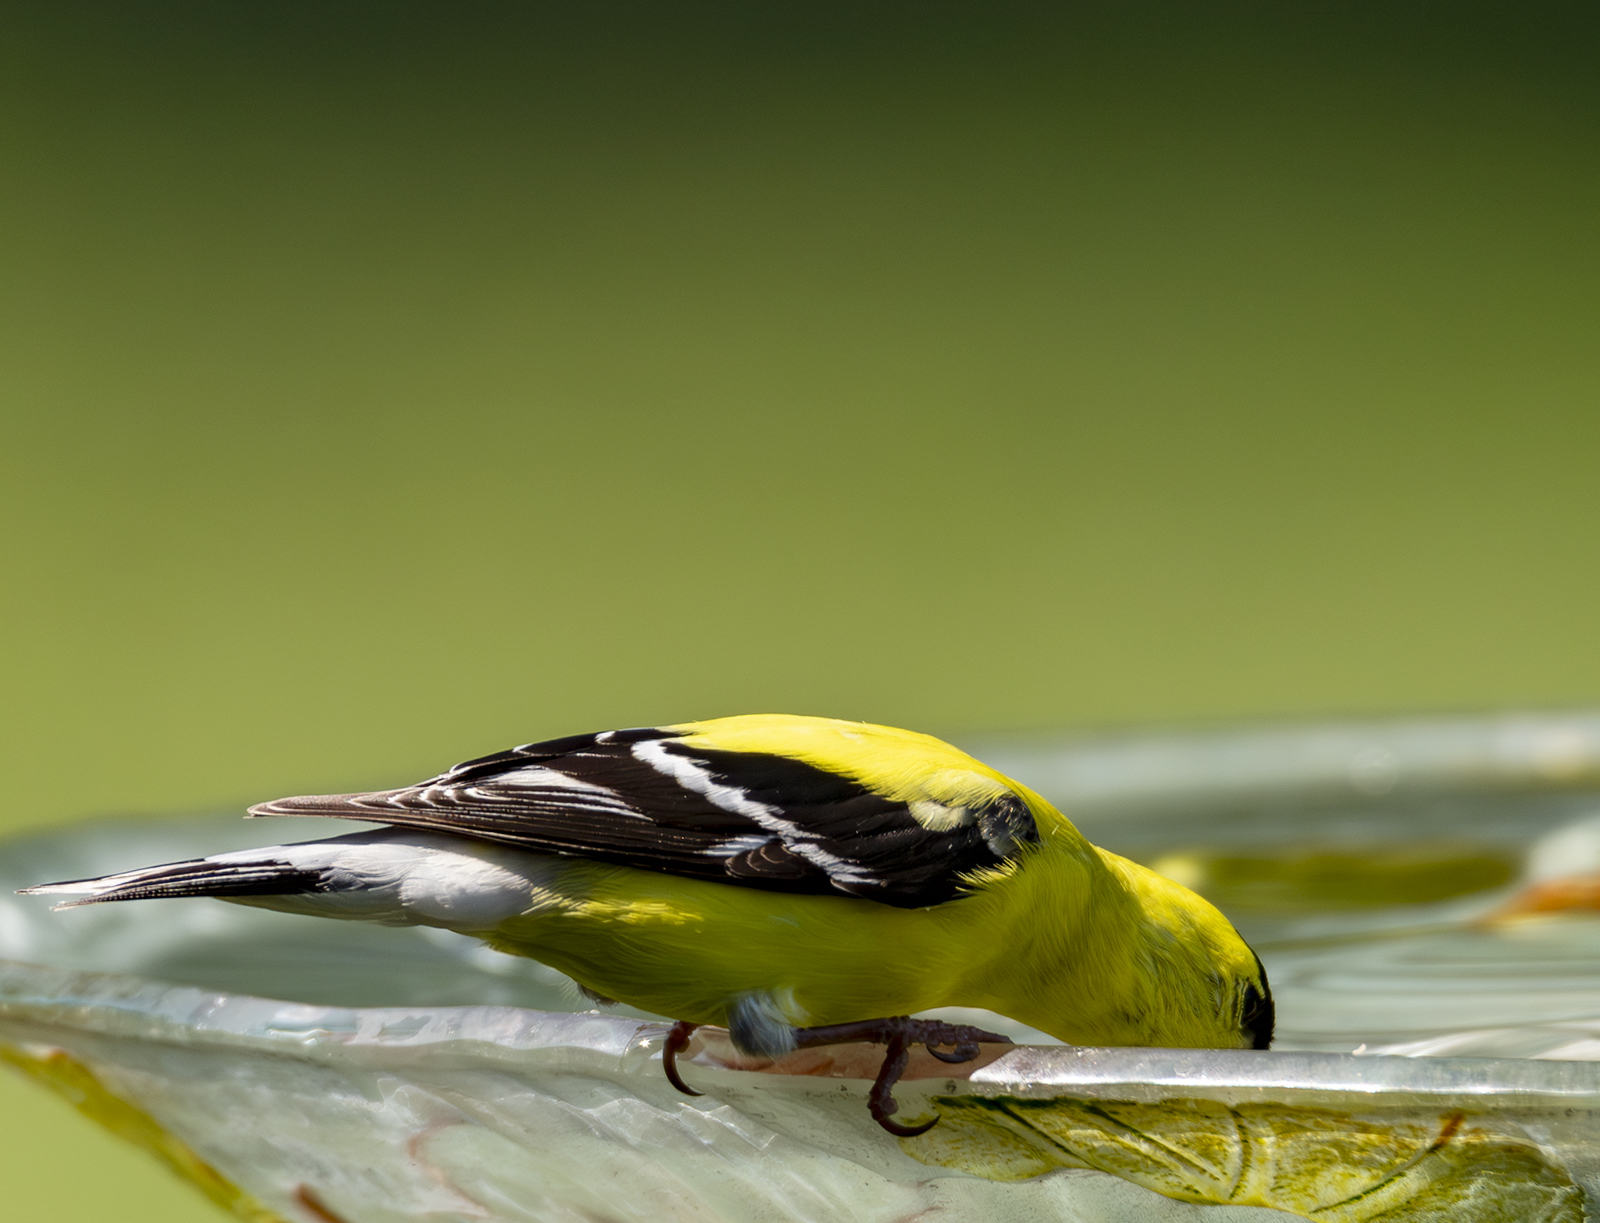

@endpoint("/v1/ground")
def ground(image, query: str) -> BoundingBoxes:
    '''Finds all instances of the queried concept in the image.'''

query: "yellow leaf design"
[0,1041,290,1223]
[905,1095,1584,1222]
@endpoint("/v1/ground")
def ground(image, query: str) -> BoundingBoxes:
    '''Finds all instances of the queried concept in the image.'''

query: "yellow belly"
[484,858,985,1028]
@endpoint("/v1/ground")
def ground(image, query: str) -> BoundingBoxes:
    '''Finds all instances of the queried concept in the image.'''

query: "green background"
[2,3,1598,1218]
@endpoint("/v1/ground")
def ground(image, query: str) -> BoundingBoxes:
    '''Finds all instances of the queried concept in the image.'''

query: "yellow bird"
[24,714,1274,1134]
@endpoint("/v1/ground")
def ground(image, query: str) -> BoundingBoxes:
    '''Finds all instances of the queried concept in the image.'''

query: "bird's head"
[1091,852,1276,1050]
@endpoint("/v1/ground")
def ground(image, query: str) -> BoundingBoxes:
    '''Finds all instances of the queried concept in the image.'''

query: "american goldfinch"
[24,714,1274,1134]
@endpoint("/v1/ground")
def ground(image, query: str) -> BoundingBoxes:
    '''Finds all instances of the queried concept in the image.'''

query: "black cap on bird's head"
[1239,952,1275,1050]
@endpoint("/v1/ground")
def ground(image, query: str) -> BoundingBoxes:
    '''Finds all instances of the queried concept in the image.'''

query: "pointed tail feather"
[19,856,327,909]
[18,829,545,931]
[247,789,414,820]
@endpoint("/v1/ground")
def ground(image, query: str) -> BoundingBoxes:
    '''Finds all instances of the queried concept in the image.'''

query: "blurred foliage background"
[1,2,1598,1218]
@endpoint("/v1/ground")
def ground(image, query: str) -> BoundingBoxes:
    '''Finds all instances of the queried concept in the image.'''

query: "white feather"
[630,741,878,885]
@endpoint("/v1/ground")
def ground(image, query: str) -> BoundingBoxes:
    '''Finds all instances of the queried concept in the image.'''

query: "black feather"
[249,729,1039,909]
[29,859,326,906]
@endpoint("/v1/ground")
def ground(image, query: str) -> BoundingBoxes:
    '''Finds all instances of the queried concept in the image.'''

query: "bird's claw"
[927,1040,980,1063]
[791,1016,1011,1136]
[659,1015,1009,1134]
[662,1020,703,1096]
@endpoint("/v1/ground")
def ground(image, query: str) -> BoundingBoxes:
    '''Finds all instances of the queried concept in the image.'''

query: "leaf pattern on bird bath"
[0,1041,292,1223]
[902,1094,1584,1222]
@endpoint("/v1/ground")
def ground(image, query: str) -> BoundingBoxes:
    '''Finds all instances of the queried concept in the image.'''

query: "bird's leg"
[789,1017,1011,1137]
[662,1020,703,1097]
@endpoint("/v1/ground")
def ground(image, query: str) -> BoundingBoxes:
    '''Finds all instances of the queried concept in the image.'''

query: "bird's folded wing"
[249,728,1038,908]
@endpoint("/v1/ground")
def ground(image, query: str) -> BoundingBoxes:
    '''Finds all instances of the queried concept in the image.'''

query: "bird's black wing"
[248,728,1038,908]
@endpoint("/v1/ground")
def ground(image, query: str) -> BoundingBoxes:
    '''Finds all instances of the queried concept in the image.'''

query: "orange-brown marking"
[294,1184,350,1223]
[1480,875,1600,925]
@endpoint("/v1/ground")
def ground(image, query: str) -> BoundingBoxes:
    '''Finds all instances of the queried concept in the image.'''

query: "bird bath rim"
[6,958,1600,1106]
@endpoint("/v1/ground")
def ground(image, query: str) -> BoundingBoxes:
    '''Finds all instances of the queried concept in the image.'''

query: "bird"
[22,714,1274,1135]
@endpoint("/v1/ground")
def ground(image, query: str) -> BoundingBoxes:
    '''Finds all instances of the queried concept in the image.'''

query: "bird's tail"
[18,828,544,931]
[19,854,327,909]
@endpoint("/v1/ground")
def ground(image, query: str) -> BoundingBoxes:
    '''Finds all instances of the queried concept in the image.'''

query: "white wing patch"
[908,800,974,832]
[420,763,650,821]
[631,740,879,885]
[490,765,618,794]
[487,765,648,818]
[631,739,784,821]
[706,833,778,858]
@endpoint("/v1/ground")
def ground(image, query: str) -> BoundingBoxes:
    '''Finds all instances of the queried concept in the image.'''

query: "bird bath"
[6,711,1600,1222]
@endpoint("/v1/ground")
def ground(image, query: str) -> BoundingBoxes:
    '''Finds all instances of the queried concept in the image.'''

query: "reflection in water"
[1147,843,1517,911]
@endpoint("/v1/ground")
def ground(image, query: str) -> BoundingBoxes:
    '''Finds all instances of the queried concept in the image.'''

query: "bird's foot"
[662,1020,703,1096]
[790,1017,1012,1137]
